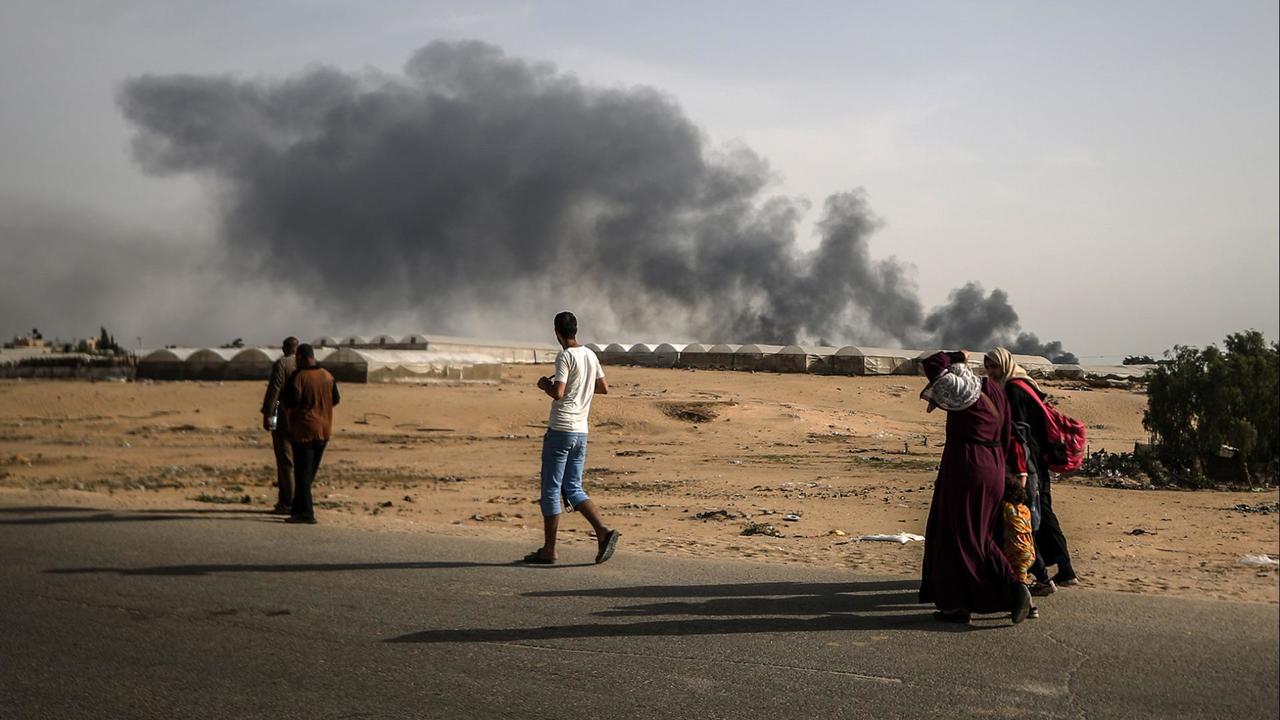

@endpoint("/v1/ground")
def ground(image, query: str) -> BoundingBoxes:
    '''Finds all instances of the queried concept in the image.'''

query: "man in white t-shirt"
[522,311,620,565]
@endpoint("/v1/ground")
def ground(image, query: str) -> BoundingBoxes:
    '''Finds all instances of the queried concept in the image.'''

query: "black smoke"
[118,40,1072,356]
[923,283,1079,363]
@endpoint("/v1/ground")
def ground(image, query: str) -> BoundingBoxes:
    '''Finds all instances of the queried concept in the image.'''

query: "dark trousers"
[1034,470,1074,577]
[1030,555,1048,583]
[271,430,294,508]
[289,440,327,521]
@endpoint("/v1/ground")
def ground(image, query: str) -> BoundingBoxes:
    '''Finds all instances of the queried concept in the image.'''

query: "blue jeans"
[541,430,590,516]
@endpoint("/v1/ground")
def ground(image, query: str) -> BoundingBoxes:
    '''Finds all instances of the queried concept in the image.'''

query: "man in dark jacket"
[261,336,298,514]
[280,344,339,525]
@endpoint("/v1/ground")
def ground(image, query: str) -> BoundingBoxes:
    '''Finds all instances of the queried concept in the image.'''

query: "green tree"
[1143,331,1278,486]
[97,326,119,354]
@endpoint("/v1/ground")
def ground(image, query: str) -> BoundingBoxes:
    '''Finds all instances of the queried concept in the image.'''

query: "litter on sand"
[1237,554,1279,567]
[741,521,784,538]
[857,532,925,544]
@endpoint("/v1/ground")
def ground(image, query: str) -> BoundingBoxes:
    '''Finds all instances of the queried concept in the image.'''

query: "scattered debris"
[402,495,414,503]
[1102,477,1155,490]
[695,508,744,521]
[741,521,784,538]
[1237,554,1279,568]
[390,422,455,433]
[1231,502,1278,515]
[378,500,394,508]
[857,532,925,544]
[621,502,668,510]
[434,475,466,483]
[828,529,846,537]
[469,512,521,522]
[782,513,801,522]
[487,496,526,504]
[1127,528,1154,536]
[1082,449,1148,481]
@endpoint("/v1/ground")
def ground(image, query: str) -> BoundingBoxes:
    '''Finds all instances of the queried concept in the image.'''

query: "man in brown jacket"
[280,343,339,524]
[260,336,298,514]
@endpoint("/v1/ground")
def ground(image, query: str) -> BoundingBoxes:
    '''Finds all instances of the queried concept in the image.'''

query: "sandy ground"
[2,366,1276,604]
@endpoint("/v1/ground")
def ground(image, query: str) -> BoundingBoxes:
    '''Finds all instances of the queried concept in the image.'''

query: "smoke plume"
[118,40,1072,358]
[924,284,1078,363]
[0,199,312,348]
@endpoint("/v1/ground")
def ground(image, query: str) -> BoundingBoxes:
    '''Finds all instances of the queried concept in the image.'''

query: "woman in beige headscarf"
[984,347,1042,394]
[985,347,1077,592]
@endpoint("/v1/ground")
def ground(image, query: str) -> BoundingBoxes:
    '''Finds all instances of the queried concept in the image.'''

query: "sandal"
[521,550,556,565]
[596,530,621,564]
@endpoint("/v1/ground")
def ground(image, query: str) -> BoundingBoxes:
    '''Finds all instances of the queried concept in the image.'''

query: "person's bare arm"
[594,377,609,395]
[537,376,567,400]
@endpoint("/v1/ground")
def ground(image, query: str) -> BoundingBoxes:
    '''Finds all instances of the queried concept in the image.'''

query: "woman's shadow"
[385,579,989,643]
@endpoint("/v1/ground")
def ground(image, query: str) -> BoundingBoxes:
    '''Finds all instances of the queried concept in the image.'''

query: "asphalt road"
[2,504,1276,719]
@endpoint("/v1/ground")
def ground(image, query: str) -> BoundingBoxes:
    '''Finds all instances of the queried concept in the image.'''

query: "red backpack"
[1009,379,1087,473]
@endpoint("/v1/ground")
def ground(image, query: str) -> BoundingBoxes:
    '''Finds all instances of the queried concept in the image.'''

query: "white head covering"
[920,362,982,413]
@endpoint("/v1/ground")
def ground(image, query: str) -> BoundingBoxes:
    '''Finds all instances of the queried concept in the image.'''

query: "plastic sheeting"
[320,348,503,383]
[834,347,919,376]
[776,345,838,374]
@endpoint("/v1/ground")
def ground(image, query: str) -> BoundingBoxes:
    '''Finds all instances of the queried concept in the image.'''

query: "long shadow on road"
[1,506,275,526]
[528,580,916,598]
[386,580,985,643]
[45,560,594,576]
[15,506,986,639]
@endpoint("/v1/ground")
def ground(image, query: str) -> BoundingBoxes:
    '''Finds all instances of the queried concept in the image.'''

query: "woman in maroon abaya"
[917,350,1033,625]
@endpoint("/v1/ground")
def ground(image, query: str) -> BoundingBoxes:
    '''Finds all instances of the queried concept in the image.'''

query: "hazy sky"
[1,0,1276,358]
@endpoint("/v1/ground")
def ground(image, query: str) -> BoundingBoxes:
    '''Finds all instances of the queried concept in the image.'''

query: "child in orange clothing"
[1003,475,1041,619]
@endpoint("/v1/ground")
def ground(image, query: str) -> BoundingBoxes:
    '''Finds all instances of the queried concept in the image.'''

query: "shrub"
[1143,331,1279,486]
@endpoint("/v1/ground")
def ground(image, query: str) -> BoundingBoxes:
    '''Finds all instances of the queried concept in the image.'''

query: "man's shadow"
[0,506,277,526]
